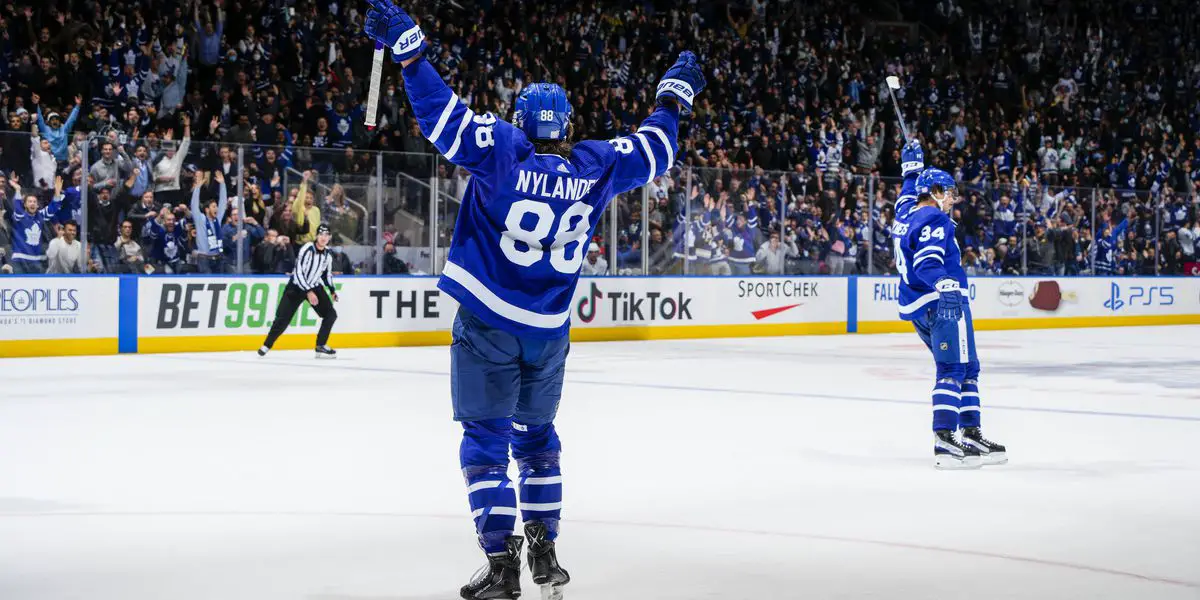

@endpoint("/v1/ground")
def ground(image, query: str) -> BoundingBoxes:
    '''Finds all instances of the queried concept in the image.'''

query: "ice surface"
[1,326,1198,599]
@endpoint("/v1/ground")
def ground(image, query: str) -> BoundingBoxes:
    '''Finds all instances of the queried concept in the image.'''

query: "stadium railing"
[0,129,1192,278]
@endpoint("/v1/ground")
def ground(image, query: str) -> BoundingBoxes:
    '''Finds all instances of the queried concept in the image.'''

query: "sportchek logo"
[737,280,819,320]
[576,282,693,324]
[751,304,801,320]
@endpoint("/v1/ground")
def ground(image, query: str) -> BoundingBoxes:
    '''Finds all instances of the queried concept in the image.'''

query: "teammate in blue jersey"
[364,4,703,599]
[891,145,1007,470]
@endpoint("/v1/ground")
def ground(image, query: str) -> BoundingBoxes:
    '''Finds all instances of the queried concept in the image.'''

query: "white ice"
[1,326,1198,600]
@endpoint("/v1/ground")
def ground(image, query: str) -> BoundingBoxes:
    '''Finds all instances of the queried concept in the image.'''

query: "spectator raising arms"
[32,93,81,163]
[154,116,192,206]
[189,170,229,274]
[292,170,320,246]
[0,0,1197,277]
[8,175,63,274]
[143,205,189,274]
[29,125,56,191]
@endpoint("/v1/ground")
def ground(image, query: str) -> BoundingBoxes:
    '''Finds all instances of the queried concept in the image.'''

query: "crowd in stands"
[1,0,1198,277]
[623,0,1200,277]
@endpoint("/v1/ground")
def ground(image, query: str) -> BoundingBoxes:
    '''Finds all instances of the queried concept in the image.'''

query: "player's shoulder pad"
[909,205,953,230]
[510,124,536,162]
[569,140,618,177]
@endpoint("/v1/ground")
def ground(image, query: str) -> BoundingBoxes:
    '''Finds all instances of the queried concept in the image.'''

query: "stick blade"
[886,76,901,90]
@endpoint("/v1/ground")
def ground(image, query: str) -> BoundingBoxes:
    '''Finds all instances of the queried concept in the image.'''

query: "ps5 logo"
[1104,283,1124,312]
[1105,283,1174,312]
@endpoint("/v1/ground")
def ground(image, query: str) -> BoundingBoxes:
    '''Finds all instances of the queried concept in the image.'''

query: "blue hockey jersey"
[403,58,678,338]
[726,222,756,265]
[55,186,82,225]
[10,195,63,262]
[893,170,921,223]
[143,218,188,265]
[893,202,968,321]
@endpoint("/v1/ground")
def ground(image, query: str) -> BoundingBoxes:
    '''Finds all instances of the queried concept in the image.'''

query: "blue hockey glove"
[901,140,924,177]
[934,277,963,322]
[364,0,425,62]
[656,51,706,115]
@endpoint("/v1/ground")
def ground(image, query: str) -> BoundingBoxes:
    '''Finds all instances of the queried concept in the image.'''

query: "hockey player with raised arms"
[892,153,1007,470]
[363,3,703,598]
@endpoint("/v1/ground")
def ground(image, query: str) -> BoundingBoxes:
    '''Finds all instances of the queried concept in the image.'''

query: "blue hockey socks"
[960,379,979,427]
[959,380,981,427]
[960,355,979,427]
[932,363,966,431]
[932,379,962,431]
[960,360,982,428]
[512,421,563,540]
[461,419,518,554]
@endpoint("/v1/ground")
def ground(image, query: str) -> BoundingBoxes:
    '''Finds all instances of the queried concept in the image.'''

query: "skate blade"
[315,353,338,359]
[934,454,983,470]
[981,452,1008,466]
[539,583,564,600]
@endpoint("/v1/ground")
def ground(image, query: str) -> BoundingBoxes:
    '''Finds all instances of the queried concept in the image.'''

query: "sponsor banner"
[858,276,1200,325]
[138,276,845,338]
[571,277,845,329]
[137,277,458,338]
[11,274,1199,359]
[0,277,118,342]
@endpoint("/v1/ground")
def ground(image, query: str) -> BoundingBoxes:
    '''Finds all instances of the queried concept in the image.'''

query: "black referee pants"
[262,283,337,349]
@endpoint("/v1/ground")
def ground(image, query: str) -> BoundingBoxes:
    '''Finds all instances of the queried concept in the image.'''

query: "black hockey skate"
[314,345,337,359]
[461,536,523,600]
[525,521,570,600]
[934,429,982,470]
[257,345,269,357]
[961,427,1007,465]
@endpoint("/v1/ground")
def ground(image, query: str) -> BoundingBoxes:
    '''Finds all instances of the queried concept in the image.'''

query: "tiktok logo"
[1104,282,1126,312]
[576,282,603,323]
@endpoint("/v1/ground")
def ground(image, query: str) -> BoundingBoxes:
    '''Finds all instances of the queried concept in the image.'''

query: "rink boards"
[2,275,1199,357]
[854,277,1200,333]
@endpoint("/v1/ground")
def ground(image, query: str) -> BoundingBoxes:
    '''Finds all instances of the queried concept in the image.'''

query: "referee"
[258,224,339,358]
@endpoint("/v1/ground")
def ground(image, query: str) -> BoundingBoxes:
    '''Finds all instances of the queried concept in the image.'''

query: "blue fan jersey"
[403,57,678,339]
[892,201,968,321]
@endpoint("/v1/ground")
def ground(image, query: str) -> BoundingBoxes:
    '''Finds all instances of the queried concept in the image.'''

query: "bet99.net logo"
[1104,283,1174,312]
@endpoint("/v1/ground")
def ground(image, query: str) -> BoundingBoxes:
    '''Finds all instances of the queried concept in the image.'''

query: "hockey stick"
[365,42,386,129]
[885,76,911,144]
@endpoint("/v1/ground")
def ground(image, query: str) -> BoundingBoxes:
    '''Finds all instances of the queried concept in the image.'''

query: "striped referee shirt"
[292,242,333,292]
